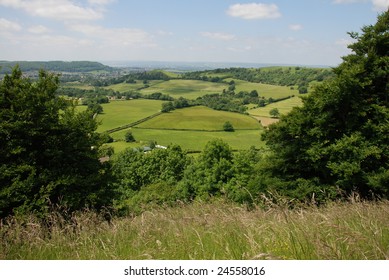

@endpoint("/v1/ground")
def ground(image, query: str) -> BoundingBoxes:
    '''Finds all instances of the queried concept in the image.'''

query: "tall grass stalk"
[1,200,388,260]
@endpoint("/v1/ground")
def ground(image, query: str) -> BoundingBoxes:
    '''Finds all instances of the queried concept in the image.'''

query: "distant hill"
[181,66,335,90]
[0,61,113,74]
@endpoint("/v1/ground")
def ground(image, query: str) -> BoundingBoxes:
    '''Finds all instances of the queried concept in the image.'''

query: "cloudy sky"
[0,0,388,66]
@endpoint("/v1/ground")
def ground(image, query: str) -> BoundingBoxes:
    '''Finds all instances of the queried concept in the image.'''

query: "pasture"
[248,95,304,117]
[227,78,299,99]
[137,106,261,130]
[62,82,95,90]
[111,128,264,152]
[104,80,164,93]
[106,106,263,152]
[139,79,227,99]
[96,99,163,132]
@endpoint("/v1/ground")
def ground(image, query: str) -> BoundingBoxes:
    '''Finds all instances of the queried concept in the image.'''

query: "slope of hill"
[0,60,113,74]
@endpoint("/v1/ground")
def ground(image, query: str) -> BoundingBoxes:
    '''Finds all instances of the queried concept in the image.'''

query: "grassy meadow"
[227,78,298,99]
[96,99,163,132]
[106,106,263,152]
[111,128,264,152]
[1,200,388,260]
[248,96,304,117]
[104,80,164,92]
[137,106,261,130]
[140,79,227,99]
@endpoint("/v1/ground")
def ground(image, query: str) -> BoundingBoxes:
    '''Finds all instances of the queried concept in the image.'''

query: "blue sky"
[0,0,387,66]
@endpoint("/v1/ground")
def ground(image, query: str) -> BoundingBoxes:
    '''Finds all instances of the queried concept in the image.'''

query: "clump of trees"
[0,67,114,218]
[89,70,171,87]
[125,131,136,142]
[111,140,262,214]
[260,11,389,201]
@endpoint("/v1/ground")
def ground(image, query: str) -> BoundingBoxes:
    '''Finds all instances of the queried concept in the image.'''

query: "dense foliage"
[260,11,389,200]
[111,140,262,213]
[0,67,114,218]
[89,70,171,86]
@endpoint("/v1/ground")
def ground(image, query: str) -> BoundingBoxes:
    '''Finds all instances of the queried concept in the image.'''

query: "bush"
[223,121,235,132]
[124,131,135,142]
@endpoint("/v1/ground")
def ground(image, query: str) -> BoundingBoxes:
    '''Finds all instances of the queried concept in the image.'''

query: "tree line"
[181,66,334,94]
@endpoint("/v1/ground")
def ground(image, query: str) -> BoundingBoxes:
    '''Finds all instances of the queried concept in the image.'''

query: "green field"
[111,128,264,152]
[96,99,163,132]
[140,79,227,99]
[226,78,298,99]
[109,106,263,152]
[104,80,164,93]
[137,106,261,130]
[248,96,304,117]
[62,82,95,90]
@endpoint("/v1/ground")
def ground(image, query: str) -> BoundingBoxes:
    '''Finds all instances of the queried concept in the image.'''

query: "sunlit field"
[139,80,227,99]
[96,99,163,132]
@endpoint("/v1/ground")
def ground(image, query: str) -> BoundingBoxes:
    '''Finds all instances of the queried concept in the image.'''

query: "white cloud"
[333,0,365,3]
[87,0,115,5]
[156,30,174,36]
[333,0,388,11]
[372,0,389,11]
[0,0,103,21]
[289,24,303,31]
[226,3,281,20]
[68,24,155,47]
[28,25,50,34]
[0,18,21,32]
[200,32,236,41]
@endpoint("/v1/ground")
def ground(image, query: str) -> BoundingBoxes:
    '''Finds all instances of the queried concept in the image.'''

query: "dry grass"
[1,200,389,260]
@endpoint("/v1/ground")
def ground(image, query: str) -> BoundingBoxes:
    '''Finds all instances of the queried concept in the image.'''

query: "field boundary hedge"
[104,112,163,133]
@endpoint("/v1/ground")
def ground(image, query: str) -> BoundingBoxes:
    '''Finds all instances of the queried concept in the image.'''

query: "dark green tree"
[161,101,175,112]
[179,139,234,199]
[0,67,113,217]
[269,108,280,118]
[87,102,103,114]
[111,145,189,212]
[223,121,235,132]
[261,11,389,200]
[125,131,136,142]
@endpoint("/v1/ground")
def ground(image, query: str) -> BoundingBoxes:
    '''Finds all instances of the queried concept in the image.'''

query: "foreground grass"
[1,200,388,260]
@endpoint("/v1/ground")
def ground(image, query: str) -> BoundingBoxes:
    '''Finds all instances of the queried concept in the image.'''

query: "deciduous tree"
[261,11,389,200]
[0,67,113,217]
